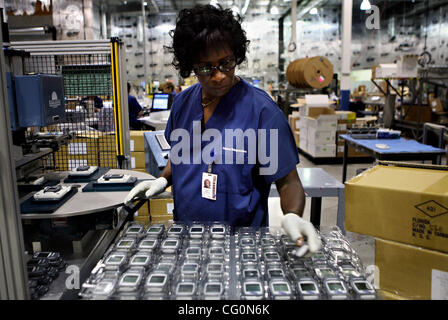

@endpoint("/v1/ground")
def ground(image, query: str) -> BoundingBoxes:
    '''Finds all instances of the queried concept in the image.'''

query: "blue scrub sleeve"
[258,112,299,184]
[164,101,176,146]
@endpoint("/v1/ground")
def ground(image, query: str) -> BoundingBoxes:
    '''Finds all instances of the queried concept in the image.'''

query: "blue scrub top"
[164,78,299,227]
[128,95,143,127]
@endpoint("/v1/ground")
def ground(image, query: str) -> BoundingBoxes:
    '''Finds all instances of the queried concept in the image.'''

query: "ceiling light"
[360,0,371,10]
[309,7,318,15]
[143,1,147,6]
[270,5,279,15]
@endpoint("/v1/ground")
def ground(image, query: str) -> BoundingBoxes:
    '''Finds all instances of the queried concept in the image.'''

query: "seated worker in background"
[81,95,103,112]
[175,85,182,94]
[125,5,321,257]
[128,82,144,130]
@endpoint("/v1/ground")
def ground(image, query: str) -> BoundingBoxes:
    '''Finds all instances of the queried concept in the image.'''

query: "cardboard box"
[307,128,336,145]
[429,94,444,114]
[134,215,151,226]
[288,115,300,132]
[130,130,147,152]
[345,164,448,253]
[150,195,174,215]
[375,238,448,299]
[307,144,336,158]
[401,105,433,123]
[131,151,145,169]
[302,107,338,131]
[151,214,174,223]
[299,138,308,152]
[337,123,347,131]
[135,201,150,217]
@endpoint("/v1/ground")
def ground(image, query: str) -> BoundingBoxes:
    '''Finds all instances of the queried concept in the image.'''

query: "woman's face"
[194,45,236,98]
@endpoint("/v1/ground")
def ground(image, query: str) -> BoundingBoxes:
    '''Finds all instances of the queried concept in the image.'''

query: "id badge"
[202,172,217,201]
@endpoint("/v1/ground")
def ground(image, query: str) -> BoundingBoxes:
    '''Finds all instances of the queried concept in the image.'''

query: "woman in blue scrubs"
[125,4,321,254]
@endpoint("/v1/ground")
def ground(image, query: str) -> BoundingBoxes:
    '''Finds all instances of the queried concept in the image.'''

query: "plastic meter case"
[167,224,186,238]
[296,278,321,300]
[241,280,265,300]
[161,238,182,255]
[117,269,144,293]
[188,223,206,239]
[124,224,145,238]
[128,253,152,270]
[137,237,160,252]
[205,261,226,280]
[90,279,117,300]
[104,253,128,272]
[268,280,293,300]
[145,224,165,238]
[183,246,203,261]
[349,279,377,300]
[114,237,137,252]
[144,271,170,295]
[323,278,349,300]
[173,280,198,300]
[202,281,225,300]
[209,223,228,240]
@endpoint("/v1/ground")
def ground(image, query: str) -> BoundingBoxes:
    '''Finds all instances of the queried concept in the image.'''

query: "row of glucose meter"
[79,222,377,300]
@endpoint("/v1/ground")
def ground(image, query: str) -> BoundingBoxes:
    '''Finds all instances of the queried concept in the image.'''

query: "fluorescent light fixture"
[270,5,279,15]
[360,0,371,10]
[143,1,147,6]
[309,7,318,15]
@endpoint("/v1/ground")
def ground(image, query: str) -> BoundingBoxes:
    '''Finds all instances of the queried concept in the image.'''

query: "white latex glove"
[282,213,322,258]
[124,177,168,206]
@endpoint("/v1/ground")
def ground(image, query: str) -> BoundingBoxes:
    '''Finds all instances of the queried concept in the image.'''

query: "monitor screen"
[152,93,170,110]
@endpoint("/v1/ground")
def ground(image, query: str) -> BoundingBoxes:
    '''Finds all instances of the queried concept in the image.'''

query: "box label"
[431,269,448,300]
[412,200,448,242]
[131,157,136,169]
[69,143,87,155]
[167,203,174,214]
[130,140,135,152]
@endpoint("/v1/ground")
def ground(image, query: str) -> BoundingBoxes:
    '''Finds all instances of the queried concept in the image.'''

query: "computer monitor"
[151,93,172,111]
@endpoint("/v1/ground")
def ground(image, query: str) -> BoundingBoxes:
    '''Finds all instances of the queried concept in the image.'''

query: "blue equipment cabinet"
[14,74,66,127]
[6,72,20,130]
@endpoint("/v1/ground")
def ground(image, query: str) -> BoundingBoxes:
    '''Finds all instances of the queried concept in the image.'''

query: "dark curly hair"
[167,4,250,78]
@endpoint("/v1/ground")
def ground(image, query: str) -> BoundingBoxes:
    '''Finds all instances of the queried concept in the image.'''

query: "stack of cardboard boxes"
[345,164,448,300]
[298,95,337,158]
[333,111,367,158]
[149,192,175,224]
[129,131,147,173]
[54,132,102,171]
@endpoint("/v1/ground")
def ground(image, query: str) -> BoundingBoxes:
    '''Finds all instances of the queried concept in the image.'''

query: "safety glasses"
[194,57,236,77]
